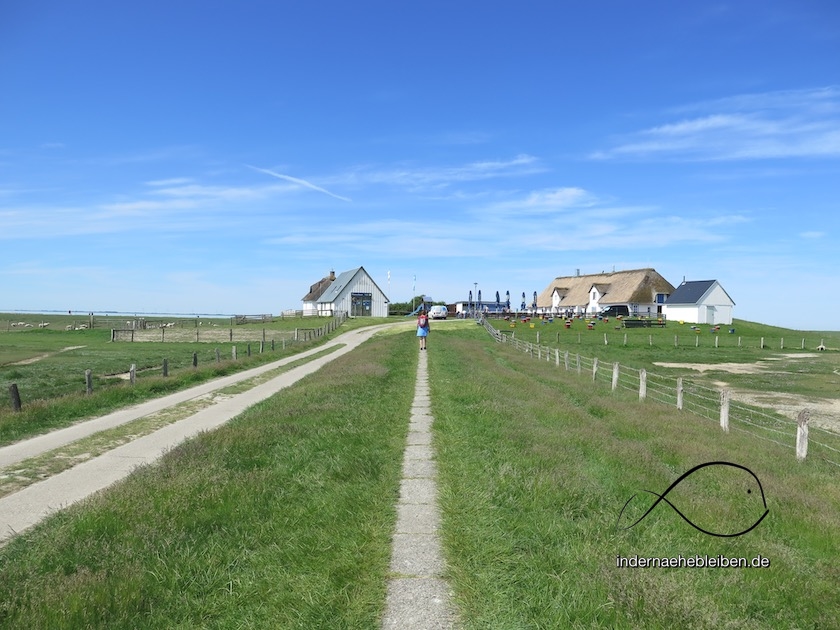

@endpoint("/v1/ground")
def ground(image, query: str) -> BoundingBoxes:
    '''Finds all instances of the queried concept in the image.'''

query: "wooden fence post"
[162,327,165,342]
[715,336,719,348]
[604,333,608,345]
[639,369,647,401]
[780,337,784,350]
[163,359,169,376]
[247,343,251,357]
[192,352,198,368]
[576,354,581,375]
[592,357,599,381]
[611,362,619,391]
[720,389,730,433]
[796,409,810,461]
[9,384,22,412]
[555,349,560,367]
[674,335,678,347]
[260,340,264,353]
[271,339,275,351]
[129,364,136,385]
[760,337,765,349]
[676,377,683,411]
[536,331,540,344]
[564,351,569,371]
[214,348,220,363]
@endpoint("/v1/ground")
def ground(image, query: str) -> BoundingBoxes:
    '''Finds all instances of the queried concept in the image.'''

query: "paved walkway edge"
[382,349,457,629]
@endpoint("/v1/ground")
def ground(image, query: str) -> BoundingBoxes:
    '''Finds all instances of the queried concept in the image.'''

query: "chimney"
[329,269,336,281]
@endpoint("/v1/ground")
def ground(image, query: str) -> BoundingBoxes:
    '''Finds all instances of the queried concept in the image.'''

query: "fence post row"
[482,319,825,463]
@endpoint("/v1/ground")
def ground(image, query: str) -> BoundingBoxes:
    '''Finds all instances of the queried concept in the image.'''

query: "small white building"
[302,267,390,317]
[663,280,735,325]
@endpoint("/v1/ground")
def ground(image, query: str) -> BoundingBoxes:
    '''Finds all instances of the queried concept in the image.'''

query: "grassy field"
[428,324,840,628]
[0,320,837,627]
[0,314,389,446]
[0,329,414,628]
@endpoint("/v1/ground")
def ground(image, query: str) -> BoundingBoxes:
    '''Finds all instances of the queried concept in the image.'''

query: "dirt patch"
[725,389,840,434]
[10,346,87,366]
[654,354,840,434]
[653,361,771,374]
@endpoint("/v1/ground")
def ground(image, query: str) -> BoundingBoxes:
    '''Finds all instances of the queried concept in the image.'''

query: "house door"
[706,305,716,324]
[351,292,372,316]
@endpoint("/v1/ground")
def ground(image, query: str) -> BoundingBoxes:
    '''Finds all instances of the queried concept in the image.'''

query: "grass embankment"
[430,325,840,628]
[0,330,413,628]
[0,317,389,446]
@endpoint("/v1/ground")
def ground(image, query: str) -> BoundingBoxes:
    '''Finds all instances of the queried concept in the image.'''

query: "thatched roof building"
[538,268,675,316]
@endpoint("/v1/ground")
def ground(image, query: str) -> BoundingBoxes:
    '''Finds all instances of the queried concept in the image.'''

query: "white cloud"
[346,154,546,191]
[593,87,840,161]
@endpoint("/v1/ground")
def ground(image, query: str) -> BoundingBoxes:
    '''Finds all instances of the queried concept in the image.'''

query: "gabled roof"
[666,280,735,306]
[317,267,361,304]
[302,275,334,302]
[538,268,675,308]
[302,266,390,305]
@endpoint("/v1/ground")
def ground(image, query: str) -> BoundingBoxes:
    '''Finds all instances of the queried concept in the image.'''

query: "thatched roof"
[538,268,675,309]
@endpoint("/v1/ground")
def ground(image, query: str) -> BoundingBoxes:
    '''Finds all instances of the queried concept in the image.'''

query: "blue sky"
[1,1,838,330]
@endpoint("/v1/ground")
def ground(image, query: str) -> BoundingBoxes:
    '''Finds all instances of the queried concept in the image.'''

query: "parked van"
[429,305,448,320]
[599,305,630,318]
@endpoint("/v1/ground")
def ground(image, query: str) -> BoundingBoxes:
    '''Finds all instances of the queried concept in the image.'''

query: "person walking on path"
[416,309,430,350]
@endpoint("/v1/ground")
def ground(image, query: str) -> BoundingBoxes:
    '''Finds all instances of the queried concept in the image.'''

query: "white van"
[429,305,448,320]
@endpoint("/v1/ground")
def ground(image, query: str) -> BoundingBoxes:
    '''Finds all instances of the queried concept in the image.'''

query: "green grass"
[0,317,390,445]
[428,325,840,628]
[497,317,840,398]
[0,331,413,629]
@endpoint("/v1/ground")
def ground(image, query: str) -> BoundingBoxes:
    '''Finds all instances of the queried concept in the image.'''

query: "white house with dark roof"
[302,267,389,317]
[663,280,735,325]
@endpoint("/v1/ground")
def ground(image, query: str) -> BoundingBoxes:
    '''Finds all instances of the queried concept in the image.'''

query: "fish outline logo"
[617,461,769,537]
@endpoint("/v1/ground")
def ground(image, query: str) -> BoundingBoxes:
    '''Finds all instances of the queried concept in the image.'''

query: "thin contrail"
[246,165,352,202]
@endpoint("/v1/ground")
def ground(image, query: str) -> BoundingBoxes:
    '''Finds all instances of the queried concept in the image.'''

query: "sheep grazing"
[39,322,50,328]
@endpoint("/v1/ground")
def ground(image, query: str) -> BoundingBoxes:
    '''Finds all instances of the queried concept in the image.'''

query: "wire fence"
[481,317,840,468]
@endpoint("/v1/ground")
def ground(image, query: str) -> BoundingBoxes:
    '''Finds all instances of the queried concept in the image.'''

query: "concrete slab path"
[381,348,458,629]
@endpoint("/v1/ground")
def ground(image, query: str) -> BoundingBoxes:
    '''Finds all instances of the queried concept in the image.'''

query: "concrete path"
[0,324,398,545]
[0,337,358,468]
[382,348,457,629]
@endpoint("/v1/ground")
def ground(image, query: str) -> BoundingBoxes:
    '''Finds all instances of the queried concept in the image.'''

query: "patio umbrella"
[521,292,526,311]
[506,290,510,309]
